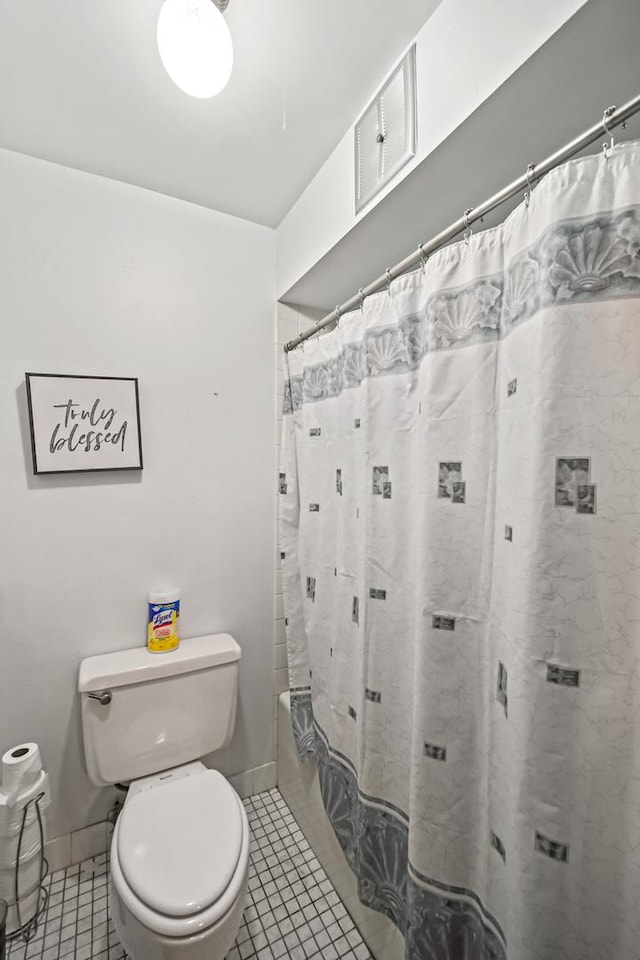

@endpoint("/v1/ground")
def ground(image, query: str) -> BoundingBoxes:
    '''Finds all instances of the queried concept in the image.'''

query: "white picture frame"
[25,373,143,475]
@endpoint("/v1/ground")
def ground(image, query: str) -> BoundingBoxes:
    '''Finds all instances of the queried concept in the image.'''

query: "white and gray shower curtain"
[279,140,640,960]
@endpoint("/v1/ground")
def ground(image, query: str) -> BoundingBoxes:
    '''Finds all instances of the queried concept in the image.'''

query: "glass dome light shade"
[157,0,233,99]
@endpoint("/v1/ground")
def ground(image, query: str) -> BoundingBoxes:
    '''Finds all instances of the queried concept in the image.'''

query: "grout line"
[74,861,82,960]
[36,867,53,960]
[53,858,69,960]
[90,853,96,960]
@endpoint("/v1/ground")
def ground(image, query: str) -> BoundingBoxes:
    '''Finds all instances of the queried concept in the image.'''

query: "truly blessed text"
[49,398,127,454]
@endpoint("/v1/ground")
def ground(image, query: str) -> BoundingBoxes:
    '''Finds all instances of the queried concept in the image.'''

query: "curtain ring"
[418,243,428,272]
[524,162,536,208]
[334,305,342,325]
[358,288,366,312]
[602,104,616,159]
[463,207,473,245]
[309,317,322,343]
[385,268,394,295]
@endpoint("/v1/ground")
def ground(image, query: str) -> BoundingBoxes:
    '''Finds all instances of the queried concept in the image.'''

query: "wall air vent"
[354,45,417,214]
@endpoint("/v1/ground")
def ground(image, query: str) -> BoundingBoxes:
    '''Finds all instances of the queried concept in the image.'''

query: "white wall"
[276,0,588,300]
[0,148,276,839]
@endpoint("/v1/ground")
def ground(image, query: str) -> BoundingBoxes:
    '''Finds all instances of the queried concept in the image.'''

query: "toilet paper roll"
[1,744,42,798]
[0,770,50,837]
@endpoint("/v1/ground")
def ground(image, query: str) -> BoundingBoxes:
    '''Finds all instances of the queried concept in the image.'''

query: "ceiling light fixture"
[157,0,233,99]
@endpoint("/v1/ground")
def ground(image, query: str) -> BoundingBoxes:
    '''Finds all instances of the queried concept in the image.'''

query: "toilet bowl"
[110,762,250,960]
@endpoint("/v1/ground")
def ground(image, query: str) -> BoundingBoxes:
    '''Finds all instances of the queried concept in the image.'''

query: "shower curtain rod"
[284,92,640,353]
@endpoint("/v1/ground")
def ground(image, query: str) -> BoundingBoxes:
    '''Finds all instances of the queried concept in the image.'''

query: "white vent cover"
[355,45,417,213]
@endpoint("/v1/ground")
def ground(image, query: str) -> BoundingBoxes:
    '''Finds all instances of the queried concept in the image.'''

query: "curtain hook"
[358,288,366,312]
[463,207,474,245]
[385,268,394,296]
[524,163,536,208]
[602,105,616,159]
[418,243,428,272]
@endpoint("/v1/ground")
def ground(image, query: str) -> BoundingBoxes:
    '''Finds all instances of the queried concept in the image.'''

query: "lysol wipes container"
[147,589,180,653]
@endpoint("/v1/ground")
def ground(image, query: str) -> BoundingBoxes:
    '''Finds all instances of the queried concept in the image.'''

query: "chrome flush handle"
[87,691,112,706]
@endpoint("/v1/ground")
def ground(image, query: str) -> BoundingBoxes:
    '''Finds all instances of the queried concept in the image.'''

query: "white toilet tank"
[78,634,241,787]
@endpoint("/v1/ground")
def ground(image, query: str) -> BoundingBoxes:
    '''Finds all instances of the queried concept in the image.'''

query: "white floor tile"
[6,788,373,960]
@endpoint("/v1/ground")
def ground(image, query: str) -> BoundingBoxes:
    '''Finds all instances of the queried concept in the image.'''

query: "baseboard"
[45,819,111,873]
[228,761,278,799]
[45,761,278,871]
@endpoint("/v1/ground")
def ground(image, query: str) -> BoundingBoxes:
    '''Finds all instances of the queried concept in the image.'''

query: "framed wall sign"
[25,373,143,475]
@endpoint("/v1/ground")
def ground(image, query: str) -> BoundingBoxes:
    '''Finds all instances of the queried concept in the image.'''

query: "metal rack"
[4,793,49,946]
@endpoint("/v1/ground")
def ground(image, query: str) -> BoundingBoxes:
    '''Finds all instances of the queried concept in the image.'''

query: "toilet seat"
[118,769,243,917]
[111,770,250,938]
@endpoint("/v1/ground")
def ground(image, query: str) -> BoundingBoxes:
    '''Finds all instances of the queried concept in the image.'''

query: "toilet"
[78,633,249,960]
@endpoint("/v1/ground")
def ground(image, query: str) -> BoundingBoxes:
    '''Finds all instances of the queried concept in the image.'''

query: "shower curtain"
[279,140,640,960]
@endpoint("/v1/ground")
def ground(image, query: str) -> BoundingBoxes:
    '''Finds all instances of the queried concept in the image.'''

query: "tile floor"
[7,788,373,960]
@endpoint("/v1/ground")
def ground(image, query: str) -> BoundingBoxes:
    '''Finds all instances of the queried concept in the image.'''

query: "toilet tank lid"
[78,633,241,692]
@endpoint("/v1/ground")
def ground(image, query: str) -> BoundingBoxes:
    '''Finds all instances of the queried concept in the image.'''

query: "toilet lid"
[117,770,244,918]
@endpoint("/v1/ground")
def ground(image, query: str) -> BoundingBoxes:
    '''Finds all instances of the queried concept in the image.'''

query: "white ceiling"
[0,0,442,227]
